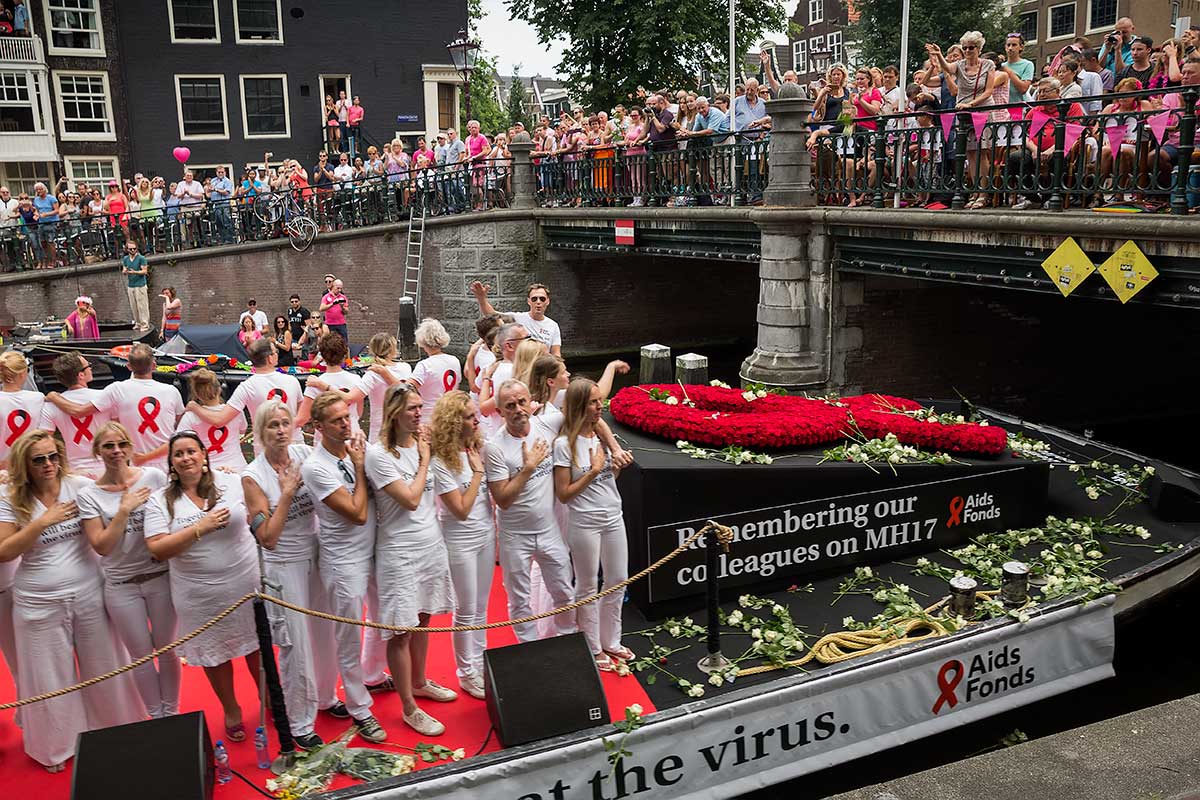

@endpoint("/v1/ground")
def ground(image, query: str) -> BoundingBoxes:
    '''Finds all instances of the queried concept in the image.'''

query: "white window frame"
[1084,0,1118,35]
[1019,10,1039,45]
[793,40,808,75]
[1046,2,1076,42]
[52,70,115,141]
[810,35,825,60]
[827,30,843,64]
[167,0,221,44]
[808,0,823,24]
[43,0,106,57]
[239,73,290,139]
[233,0,284,45]
[174,73,229,140]
[62,156,120,190]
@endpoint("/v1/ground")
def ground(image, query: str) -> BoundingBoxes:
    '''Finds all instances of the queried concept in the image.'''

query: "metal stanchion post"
[697,522,733,674]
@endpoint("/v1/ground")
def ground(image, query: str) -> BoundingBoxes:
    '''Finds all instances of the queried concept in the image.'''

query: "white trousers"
[103,573,180,718]
[264,558,338,736]
[319,558,374,719]
[14,584,144,766]
[361,571,389,685]
[567,515,628,654]
[498,528,575,643]
[446,533,495,679]
[0,587,18,697]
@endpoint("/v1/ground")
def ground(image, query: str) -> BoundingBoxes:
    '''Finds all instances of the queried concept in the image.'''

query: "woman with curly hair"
[430,389,493,699]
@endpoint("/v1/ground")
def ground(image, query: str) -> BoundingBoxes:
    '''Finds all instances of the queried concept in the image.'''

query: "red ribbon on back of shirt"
[137,396,161,434]
[4,409,31,447]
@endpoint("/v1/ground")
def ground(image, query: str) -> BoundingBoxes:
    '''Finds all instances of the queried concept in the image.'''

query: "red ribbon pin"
[71,414,95,445]
[5,409,31,446]
[207,426,229,453]
[946,496,965,528]
[931,659,964,714]
[442,370,458,392]
[137,396,161,434]
[267,388,288,404]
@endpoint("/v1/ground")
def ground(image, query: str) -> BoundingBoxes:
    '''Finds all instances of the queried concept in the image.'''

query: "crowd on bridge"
[0,276,650,772]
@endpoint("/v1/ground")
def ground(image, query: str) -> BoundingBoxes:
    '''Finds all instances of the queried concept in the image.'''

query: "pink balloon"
[172,146,191,164]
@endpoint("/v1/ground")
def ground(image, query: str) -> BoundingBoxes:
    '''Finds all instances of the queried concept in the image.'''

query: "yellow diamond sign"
[1041,237,1095,297]
[1097,240,1158,304]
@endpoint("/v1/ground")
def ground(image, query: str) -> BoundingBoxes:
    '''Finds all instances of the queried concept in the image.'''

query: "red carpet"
[0,567,654,798]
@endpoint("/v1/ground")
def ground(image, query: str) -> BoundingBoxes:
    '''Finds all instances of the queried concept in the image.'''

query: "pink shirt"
[347,104,364,125]
[853,87,883,131]
[466,133,489,160]
[322,291,347,326]
[623,123,646,154]
[1161,91,1199,148]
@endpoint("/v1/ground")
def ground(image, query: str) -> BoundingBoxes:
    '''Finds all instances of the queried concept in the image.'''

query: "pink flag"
[1105,123,1127,155]
[1063,122,1084,154]
[1027,112,1050,140]
[1147,111,1170,144]
[971,111,989,140]
[939,111,955,141]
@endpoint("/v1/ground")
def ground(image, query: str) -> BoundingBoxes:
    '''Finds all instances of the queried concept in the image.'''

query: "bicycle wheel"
[288,215,317,252]
[254,192,284,224]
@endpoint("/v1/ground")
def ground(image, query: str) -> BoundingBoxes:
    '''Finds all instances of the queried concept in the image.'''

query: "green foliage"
[461,54,510,136]
[506,0,787,109]
[843,0,1018,73]
[505,64,529,129]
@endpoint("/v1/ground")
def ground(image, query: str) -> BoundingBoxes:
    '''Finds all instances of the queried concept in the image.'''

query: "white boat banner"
[368,597,1115,800]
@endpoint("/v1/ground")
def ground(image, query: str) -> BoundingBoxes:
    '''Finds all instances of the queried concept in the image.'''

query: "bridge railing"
[0,160,515,273]
[812,84,1199,214]
[535,134,770,207]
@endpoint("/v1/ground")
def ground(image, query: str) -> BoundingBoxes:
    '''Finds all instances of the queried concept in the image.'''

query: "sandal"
[604,645,636,662]
[225,721,247,742]
[594,653,616,672]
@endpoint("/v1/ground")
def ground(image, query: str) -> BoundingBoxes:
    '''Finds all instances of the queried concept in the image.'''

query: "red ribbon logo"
[932,659,964,714]
[71,415,95,445]
[267,388,288,404]
[207,426,229,454]
[946,496,965,528]
[5,409,31,446]
[442,370,457,392]
[137,396,161,434]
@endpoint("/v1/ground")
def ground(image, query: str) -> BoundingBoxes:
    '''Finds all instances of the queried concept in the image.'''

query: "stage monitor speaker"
[1147,470,1200,522]
[71,710,213,800]
[484,632,608,747]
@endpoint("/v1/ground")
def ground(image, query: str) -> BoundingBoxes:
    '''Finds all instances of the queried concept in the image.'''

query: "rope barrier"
[0,522,720,710]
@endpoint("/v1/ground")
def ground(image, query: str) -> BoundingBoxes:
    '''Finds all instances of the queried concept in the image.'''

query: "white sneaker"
[458,674,485,700]
[403,707,445,736]
[412,679,458,703]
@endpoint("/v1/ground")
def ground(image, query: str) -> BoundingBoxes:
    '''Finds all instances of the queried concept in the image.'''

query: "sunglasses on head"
[31,452,62,466]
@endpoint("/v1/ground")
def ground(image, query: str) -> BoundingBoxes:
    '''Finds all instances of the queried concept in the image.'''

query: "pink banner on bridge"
[1105,123,1128,155]
[1148,111,1171,145]
[970,112,990,141]
[939,112,955,142]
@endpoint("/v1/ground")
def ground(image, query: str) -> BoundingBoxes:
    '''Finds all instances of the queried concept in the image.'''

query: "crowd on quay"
[809,18,1200,210]
[0,277,643,773]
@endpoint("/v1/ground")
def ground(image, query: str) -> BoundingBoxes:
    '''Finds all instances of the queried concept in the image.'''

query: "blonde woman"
[511,338,548,386]
[409,318,461,425]
[78,422,177,719]
[359,333,412,441]
[176,368,248,473]
[430,390,493,699]
[365,385,457,735]
[0,431,142,770]
[553,379,632,671]
[0,351,46,469]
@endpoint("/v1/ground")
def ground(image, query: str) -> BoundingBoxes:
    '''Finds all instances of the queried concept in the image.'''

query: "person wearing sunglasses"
[0,430,142,771]
[477,322,529,427]
[470,280,562,356]
[300,391,389,744]
[66,294,100,340]
[143,430,261,744]
[39,352,110,477]
[77,422,175,720]
[0,351,47,471]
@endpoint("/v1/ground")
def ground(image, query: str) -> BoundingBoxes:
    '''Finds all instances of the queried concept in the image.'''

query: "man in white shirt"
[470,280,562,355]
[478,322,527,420]
[333,152,356,189]
[485,379,576,642]
[46,343,183,470]
[174,169,205,246]
[0,186,19,272]
[208,165,234,244]
[238,299,269,333]
[183,338,302,448]
[299,392,388,743]
[39,351,110,477]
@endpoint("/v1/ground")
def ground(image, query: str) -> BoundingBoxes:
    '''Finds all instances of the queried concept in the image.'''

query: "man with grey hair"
[679,96,730,205]
[0,186,19,271]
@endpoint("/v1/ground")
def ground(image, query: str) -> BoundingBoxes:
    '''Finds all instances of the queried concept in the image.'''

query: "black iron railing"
[812,84,1199,214]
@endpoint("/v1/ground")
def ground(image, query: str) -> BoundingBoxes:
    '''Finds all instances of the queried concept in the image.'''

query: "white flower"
[667,626,681,637]
[1081,525,1092,536]
[1053,566,1065,576]
[755,389,767,398]
[956,415,966,423]
[764,630,779,642]
[888,453,901,464]
[897,583,911,594]
[627,703,644,717]
[780,636,796,649]
[761,455,774,465]
[872,589,889,602]
[265,780,278,792]
[926,417,938,423]
[979,420,989,426]
[1091,460,1101,469]
[1016,612,1030,624]
[727,610,744,625]
[856,566,873,579]
[1135,526,1150,539]
[1073,544,1084,553]
[451,748,466,761]
[1145,466,1155,475]
[1069,464,1081,472]
[682,617,694,626]
[750,627,762,639]
[675,440,688,448]
[708,673,724,686]
[741,390,756,402]
[842,616,856,627]
[615,661,632,676]
[1085,486,1100,500]
[687,684,705,697]
[738,594,752,607]
[1087,549,1103,559]
[916,557,931,567]
[772,604,786,615]
[665,396,679,406]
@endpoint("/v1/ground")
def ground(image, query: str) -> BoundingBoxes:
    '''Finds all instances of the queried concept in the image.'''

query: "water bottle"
[214,740,232,784]
[254,727,270,770]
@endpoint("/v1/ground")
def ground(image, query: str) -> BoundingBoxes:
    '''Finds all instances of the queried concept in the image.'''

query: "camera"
[1106,32,1118,43]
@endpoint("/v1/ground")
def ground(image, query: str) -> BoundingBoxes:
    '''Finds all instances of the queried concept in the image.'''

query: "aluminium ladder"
[402,200,427,315]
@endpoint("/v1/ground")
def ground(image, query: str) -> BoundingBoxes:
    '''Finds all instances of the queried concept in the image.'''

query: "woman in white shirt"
[364,385,458,735]
[0,431,142,770]
[429,390,493,700]
[77,422,177,719]
[553,379,633,671]
[409,318,461,425]
[355,333,412,441]
[176,368,248,473]
[144,431,261,743]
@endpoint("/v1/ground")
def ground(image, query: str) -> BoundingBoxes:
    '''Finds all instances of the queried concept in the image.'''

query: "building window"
[793,40,808,75]
[0,72,37,132]
[808,0,823,24]
[169,0,220,42]
[45,0,105,56]
[3,163,53,196]
[63,156,119,190]
[438,83,455,130]
[53,71,114,140]
[235,0,283,43]
[1018,11,1038,43]
[827,30,842,64]
[1087,0,1117,32]
[175,75,229,139]
[1048,3,1075,40]
[240,74,289,137]
[185,163,234,182]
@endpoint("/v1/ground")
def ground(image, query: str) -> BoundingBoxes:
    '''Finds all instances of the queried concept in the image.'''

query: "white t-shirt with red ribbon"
[0,389,47,466]
[410,353,461,425]
[177,404,248,472]
[93,377,184,470]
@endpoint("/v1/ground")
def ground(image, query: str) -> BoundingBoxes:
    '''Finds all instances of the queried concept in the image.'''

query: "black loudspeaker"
[484,632,608,747]
[1147,470,1200,522]
[71,711,214,800]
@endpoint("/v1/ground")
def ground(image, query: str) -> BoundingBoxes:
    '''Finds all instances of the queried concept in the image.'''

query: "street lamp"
[446,29,481,120]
